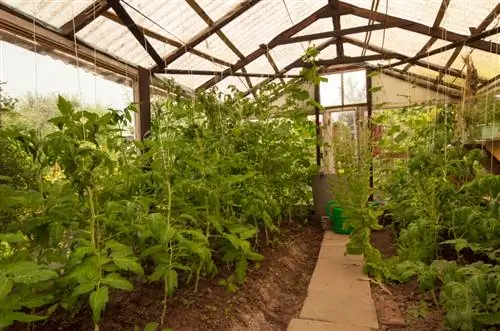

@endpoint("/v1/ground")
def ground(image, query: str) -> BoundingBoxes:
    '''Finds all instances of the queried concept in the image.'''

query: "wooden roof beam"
[156,69,301,78]
[101,11,232,67]
[151,0,261,73]
[296,54,396,68]
[342,36,475,81]
[402,0,450,71]
[337,1,500,54]
[184,0,255,94]
[435,3,500,84]
[106,0,165,68]
[329,0,344,57]
[60,0,110,35]
[196,5,350,91]
[280,22,407,45]
[381,26,500,69]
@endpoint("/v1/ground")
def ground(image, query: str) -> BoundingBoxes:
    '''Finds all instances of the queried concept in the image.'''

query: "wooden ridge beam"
[184,0,254,94]
[337,1,500,54]
[297,54,395,67]
[402,0,450,71]
[160,68,301,78]
[151,0,261,73]
[241,38,338,97]
[101,11,232,67]
[60,0,110,35]
[342,36,475,81]
[329,0,344,57]
[280,22,406,45]
[106,0,165,68]
[381,26,500,69]
[196,5,348,91]
[435,3,500,84]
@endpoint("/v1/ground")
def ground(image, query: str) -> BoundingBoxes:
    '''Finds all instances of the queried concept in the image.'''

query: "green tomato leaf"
[144,322,159,331]
[89,286,109,324]
[102,273,133,291]
[114,257,144,276]
[0,276,13,300]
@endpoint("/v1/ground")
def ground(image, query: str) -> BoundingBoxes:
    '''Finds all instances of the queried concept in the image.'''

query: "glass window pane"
[320,74,342,107]
[343,70,367,105]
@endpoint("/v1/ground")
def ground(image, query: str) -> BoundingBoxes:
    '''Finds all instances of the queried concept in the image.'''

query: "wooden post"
[133,67,151,140]
[366,69,374,200]
[314,84,322,168]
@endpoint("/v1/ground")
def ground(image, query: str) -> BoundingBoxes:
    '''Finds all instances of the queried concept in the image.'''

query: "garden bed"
[21,221,322,331]
[370,229,445,331]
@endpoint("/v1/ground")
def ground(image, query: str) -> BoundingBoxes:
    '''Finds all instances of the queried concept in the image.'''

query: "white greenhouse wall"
[371,73,459,109]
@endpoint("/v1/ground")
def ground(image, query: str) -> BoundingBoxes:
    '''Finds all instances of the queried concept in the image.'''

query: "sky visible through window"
[0,41,133,110]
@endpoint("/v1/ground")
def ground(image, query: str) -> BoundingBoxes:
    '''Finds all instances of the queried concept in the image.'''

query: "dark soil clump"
[370,229,445,331]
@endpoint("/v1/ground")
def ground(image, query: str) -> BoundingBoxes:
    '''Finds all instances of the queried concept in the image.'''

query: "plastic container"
[325,200,352,235]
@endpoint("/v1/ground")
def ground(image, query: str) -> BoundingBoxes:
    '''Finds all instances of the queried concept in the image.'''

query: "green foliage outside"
[332,78,500,331]
[0,69,318,330]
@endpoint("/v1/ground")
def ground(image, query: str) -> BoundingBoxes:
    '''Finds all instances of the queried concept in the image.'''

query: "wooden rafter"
[106,0,165,68]
[60,0,110,35]
[329,0,344,57]
[402,0,450,72]
[280,22,407,45]
[337,1,500,54]
[262,45,285,84]
[196,5,350,91]
[241,38,338,97]
[101,11,232,67]
[184,0,254,93]
[342,36,476,81]
[435,3,500,84]
[151,0,261,73]
[297,54,396,68]
[149,69,301,78]
[382,26,500,69]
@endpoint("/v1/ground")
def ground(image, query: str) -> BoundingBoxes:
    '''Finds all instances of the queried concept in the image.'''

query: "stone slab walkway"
[287,231,379,331]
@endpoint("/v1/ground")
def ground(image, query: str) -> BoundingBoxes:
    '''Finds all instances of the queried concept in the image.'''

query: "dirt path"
[29,221,323,331]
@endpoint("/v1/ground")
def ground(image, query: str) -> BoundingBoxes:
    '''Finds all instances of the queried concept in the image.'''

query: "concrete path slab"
[287,318,375,331]
[286,230,379,331]
[299,289,379,329]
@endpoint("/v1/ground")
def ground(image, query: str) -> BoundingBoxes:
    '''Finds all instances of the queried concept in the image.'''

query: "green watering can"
[325,200,352,235]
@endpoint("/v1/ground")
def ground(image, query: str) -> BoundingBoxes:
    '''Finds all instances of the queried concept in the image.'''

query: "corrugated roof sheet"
[0,0,498,94]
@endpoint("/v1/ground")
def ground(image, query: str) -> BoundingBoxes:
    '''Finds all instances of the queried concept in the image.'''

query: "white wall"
[371,73,459,109]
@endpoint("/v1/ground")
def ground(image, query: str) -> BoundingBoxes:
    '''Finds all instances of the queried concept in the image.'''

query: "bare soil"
[24,220,323,331]
[370,229,445,331]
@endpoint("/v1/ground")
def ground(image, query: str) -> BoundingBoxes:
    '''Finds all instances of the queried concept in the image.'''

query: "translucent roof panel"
[196,0,246,22]
[318,44,337,60]
[347,0,442,27]
[122,0,207,44]
[348,29,432,57]
[294,18,333,37]
[441,1,499,35]
[244,54,275,74]
[1,0,93,28]
[168,53,226,72]
[77,16,176,68]
[270,43,306,71]
[221,0,323,56]
[343,43,377,57]
[193,34,239,64]
[341,15,369,29]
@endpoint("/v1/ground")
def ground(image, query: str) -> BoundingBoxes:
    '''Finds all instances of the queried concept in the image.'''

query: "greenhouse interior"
[0,0,499,330]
